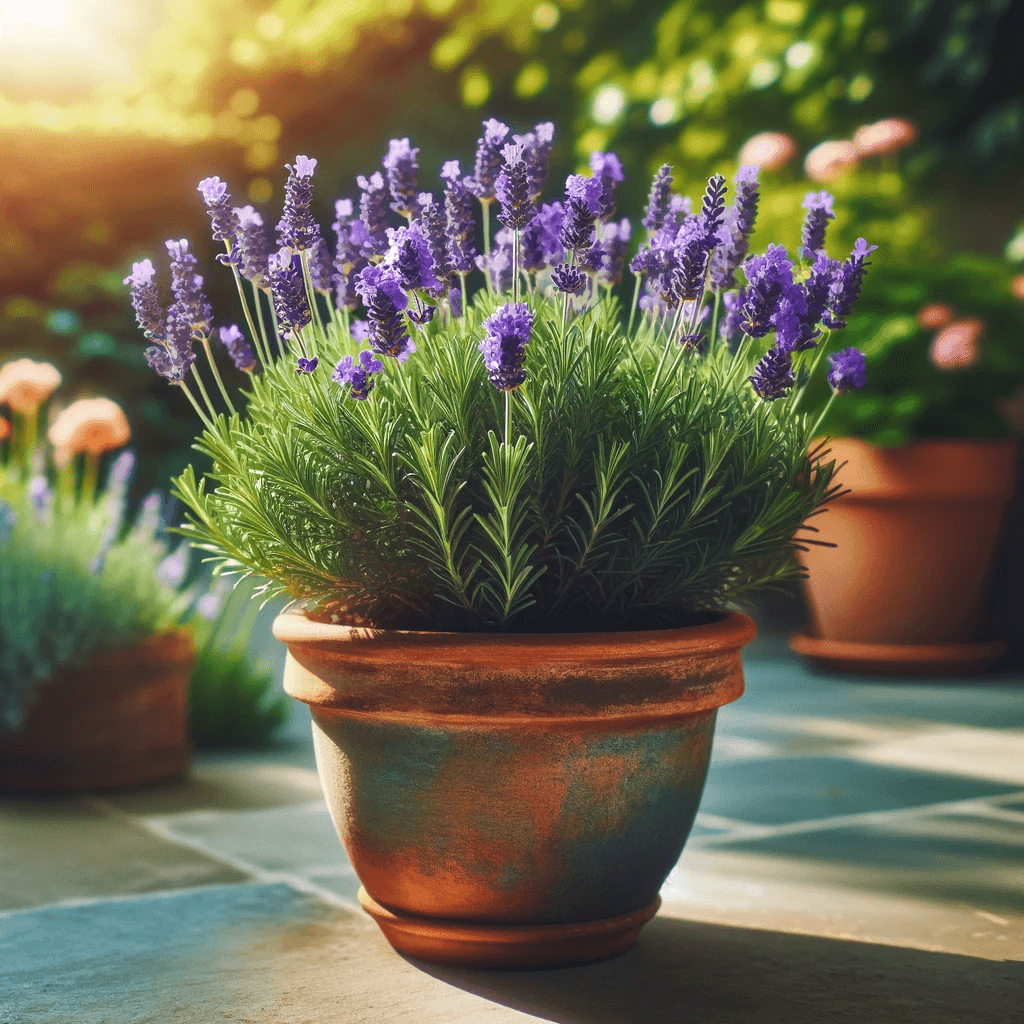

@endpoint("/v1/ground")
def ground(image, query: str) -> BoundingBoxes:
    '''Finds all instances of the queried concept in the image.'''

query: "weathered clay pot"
[793,437,1018,673]
[0,630,194,793]
[275,611,755,968]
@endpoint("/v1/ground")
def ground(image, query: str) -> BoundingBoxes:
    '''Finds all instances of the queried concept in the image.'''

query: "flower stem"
[808,392,838,440]
[789,329,832,414]
[627,272,642,335]
[512,229,520,305]
[299,251,325,355]
[178,380,215,432]
[710,290,722,348]
[231,267,271,368]
[190,365,219,422]
[200,336,237,415]
[80,451,100,507]
[504,390,511,449]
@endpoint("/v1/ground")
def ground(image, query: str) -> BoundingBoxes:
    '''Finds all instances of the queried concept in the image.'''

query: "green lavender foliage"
[174,289,841,632]
[0,476,190,730]
[187,577,288,749]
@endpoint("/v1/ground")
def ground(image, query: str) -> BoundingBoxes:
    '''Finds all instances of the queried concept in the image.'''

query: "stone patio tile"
[0,798,247,911]
[2,880,1020,1024]
[698,755,1021,825]
[155,801,345,874]
[97,757,323,816]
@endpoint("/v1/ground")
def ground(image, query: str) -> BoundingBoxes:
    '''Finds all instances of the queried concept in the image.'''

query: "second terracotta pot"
[275,611,755,968]
[794,437,1018,672]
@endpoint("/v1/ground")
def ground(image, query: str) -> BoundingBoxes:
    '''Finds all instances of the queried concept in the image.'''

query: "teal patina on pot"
[276,611,755,968]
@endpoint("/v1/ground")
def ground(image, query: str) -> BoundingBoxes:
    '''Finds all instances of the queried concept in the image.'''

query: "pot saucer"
[358,887,661,969]
[789,633,1006,676]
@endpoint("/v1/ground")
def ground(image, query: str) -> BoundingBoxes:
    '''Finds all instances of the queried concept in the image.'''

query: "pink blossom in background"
[804,140,858,183]
[737,132,797,171]
[929,317,984,371]
[1010,274,1024,301]
[917,303,954,329]
[853,118,917,157]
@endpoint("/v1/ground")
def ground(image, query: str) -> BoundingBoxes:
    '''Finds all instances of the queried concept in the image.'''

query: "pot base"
[789,633,1006,676]
[357,887,661,969]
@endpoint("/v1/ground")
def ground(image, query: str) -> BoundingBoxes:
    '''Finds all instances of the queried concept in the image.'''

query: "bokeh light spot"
[245,142,278,171]
[515,61,548,98]
[47,309,79,335]
[649,98,678,126]
[461,66,491,107]
[848,73,873,101]
[784,41,815,69]
[249,178,273,204]
[532,2,560,31]
[77,331,116,357]
[749,61,780,89]
[229,38,264,67]
[256,12,285,40]
[230,89,260,117]
[592,84,625,124]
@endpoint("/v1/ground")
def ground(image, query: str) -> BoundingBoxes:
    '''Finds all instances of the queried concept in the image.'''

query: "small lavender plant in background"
[128,116,872,633]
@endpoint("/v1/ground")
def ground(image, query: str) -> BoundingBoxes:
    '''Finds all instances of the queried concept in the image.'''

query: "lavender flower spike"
[385,223,442,294]
[234,206,271,288]
[277,155,320,252]
[480,302,534,391]
[513,122,555,198]
[468,118,511,201]
[552,263,587,295]
[800,191,835,260]
[197,176,239,242]
[333,349,384,400]
[560,175,602,258]
[218,324,256,372]
[495,142,536,231]
[642,164,674,235]
[824,238,878,329]
[296,356,319,374]
[709,164,759,292]
[589,151,624,221]
[268,248,311,338]
[827,347,867,393]
[124,260,165,340]
[355,264,413,359]
[383,138,420,217]
[166,239,212,336]
[357,171,390,258]
[749,344,795,401]
[740,244,794,338]
[441,161,478,274]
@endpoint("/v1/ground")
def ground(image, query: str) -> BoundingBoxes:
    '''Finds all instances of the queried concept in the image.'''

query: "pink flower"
[0,417,10,443]
[853,118,917,157]
[737,132,797,172]
[47,398,131,466]
[0,359,62,415]
[1010,275,1024,302]
[916,303,954,330]
[929,318,984,371]
[804,141,859,183]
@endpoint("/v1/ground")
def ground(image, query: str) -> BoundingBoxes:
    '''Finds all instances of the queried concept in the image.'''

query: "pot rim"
[272,609,756,662]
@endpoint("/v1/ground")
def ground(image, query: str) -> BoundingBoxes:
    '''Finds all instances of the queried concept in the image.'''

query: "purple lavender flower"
[709,165,760,292]
[28,475,53,524]
[449,285,462,319]
[560,175,602,258]
[719,287,746,345]
[357,171,390,257]
[123,260,165,340]
[333,349,384,401]
[589,151,624,221]
[350,319,370,342]
[495,142,536,231]
[512,122,555,198]
[790,251,841,347]
[218,324,256,372]
[277,155,320,252]
[308,237,334,293]
[642,164,674,235]
[749,343,795,400]
[479,302,534,391]
[383,138,420,217]
[384,223,442,294]
[475,228,514,292]
[355,264,413,359]
[551,263,587,295]
[331,199,369,311]
[268,247,311,338]
[467,118,511,201]
[166,239,212,337]
[773,286,814,353]
[520,201,564,272]
[407,300,437,326]
[441,161,478,275]
[197,176,239,242]
[296,356,319,374]
[663,194,696,233]
[740,244,794,338]
[415,192,450,289]
[234,205,271,288]
[823,238,878,329]
[596,218,631,286]
[800,191,835,260]
[696,174,728,246]
[827,347,867,393]
[144,343,190,383]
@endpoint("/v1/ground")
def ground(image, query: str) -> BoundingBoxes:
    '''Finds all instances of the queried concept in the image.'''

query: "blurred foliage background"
[2,0,1024,492]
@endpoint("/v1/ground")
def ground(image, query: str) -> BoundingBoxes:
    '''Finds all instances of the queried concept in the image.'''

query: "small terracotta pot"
[0,630,194,793]
[794,437,1018,672]
[275,611,755,968]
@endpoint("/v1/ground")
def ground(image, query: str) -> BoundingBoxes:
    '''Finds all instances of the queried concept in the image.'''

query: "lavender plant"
[129,120,873,633]
[0,388,191,729]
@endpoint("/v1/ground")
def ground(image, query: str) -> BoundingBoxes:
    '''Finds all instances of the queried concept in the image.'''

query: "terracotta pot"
[793,437,1018,673]
[275,611,755,968]
[0,630,194,793]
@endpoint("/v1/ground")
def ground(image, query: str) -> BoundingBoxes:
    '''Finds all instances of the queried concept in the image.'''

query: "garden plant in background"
[126,117,872,967]
[0,362,195,790]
